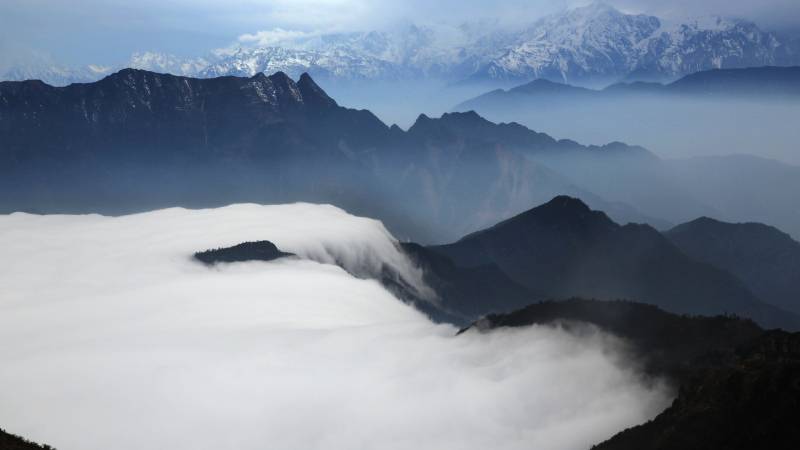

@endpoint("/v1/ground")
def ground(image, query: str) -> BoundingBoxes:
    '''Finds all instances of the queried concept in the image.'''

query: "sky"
[1,0,799,70]
[0,203,670,450]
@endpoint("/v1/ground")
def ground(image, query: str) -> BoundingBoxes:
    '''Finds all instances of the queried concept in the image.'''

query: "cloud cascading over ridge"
[0,203,670,450]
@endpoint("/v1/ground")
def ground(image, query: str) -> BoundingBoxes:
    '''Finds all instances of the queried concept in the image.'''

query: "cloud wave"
[0,203,669,449]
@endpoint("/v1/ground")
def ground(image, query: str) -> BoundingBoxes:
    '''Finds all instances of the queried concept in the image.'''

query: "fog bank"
[0,204,669,450]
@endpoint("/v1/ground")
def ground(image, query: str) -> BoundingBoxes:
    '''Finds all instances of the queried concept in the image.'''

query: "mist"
[456,95,800,165]
[0,204,670,450]
[320,79,496,129]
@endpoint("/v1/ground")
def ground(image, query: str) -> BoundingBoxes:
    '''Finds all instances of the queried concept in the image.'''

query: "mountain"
[594,330,800,450]
[457,66,800,110]
[0,428,53,450]
[452,68,800,237]
[460,299,800,450]
[469,4,799,85]
[4,4,798,87]
[428,196,800,329]
[2,68,798,245]
[2,60,112,87]
[0,69,665,243]
[128,51,213,77]
[398,242,538,323]
[194,241,295,265]
[0,69,392,219]
[460,299,764,382]
[667,217,800,316]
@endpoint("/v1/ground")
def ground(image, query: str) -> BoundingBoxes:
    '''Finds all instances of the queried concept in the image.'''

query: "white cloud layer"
[0,203,669,450]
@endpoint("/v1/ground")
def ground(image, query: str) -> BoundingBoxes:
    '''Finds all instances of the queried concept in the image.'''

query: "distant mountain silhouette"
[456,66,800,110]
[426,196,800,329]
[665,66,800,96]
[667,217,800,315]
[452,69,800,234]
[460,299,800,450]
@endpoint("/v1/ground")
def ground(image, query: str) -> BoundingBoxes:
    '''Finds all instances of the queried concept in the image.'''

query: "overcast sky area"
[1,0,799,70]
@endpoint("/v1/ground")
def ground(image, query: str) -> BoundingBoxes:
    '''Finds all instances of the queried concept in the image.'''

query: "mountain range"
[404,196,800,330]
[458,66,800,108]
[3,68,800,243]
[0,68,667,242]
[3,3,799,88]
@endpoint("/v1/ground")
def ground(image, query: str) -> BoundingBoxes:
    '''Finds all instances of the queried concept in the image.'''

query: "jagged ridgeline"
[0,68,664,243]
[410,196,800,330]
[4,67,800,245]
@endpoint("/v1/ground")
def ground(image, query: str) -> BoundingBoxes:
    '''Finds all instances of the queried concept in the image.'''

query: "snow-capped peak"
[3,3,797,87]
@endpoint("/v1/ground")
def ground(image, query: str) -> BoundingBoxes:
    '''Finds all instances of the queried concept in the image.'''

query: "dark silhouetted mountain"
[461,298,763,382]
[0,428,53,450]
[194,241,294,265]
[0,68,389,164]
[429,196,800,330]
[667,217,800,315]
[593,329,800,450]
[0,69,662,243]
[398,242,539,323]
[459,298,799,450]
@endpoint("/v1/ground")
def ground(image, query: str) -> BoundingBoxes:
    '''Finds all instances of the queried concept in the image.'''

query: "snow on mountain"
[3,2,798,87]
[200,24,514,81]
[473,3,662,84]
[629,17,793,81]
[1,60,113,86]
[127,51,213,77]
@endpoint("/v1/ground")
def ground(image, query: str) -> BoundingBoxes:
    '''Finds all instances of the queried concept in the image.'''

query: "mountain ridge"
[0,68,667,242]
[426,196,800,330]
[4,4,798,87]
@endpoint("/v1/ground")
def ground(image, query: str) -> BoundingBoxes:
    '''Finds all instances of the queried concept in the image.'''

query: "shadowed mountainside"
[459,299,800,450]
[667,217,800,316]
[593,330,800,450]
[0,69,671,243]
[426,196,799,330]
[460,299,764,382]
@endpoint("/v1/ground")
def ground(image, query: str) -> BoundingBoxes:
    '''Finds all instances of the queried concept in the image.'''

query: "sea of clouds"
[0,203,670,450]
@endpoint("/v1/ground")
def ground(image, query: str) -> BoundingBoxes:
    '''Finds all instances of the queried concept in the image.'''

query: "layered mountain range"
[0,68,663,242]
[457,66,800,108]
[3,3,798,87]
[397,196,800,330]
[3,68,800,243]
